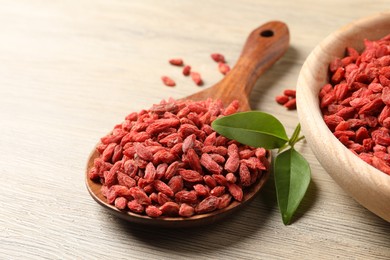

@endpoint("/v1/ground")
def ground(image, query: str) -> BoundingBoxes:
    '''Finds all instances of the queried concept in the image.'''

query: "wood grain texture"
[0,0,389,259]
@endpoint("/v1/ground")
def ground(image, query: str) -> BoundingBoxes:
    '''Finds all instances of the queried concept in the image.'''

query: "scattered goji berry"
[275,95,289,105]
[211,53,226,63]
[275,89,297,110]
[283,89,296,97]
[161,76,176,87]
[190,71,203,86]
[218,62,230,75]
[169,58,184,66]
[182,65,191,76]
[284,98,296,110]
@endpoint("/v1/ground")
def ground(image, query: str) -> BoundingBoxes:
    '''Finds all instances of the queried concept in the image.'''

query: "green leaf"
[274,148,311,225]
[211,111,289,149]
[288,123,301,147]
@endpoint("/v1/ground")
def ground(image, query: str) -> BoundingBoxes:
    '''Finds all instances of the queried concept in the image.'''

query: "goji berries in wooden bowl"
[86,99,271,228]
[296,11,390,222]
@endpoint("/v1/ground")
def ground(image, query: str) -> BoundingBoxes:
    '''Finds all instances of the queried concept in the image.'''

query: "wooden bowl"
[296,11,390,222]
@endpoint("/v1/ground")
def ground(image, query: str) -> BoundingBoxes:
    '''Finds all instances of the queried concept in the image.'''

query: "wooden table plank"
[0,0,389,259]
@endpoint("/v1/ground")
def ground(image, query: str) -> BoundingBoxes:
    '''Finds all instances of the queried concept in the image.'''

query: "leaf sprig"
[212,111,311,225]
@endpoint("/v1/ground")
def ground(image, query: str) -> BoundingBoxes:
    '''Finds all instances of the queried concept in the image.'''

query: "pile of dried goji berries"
[88,98,269,217]
[319,33,390,175]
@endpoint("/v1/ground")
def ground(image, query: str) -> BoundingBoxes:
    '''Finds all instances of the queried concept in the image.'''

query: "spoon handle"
[216,21,290,97]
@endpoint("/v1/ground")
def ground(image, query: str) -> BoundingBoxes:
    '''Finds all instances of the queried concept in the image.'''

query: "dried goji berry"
[161,76,176,87]
[217,194,232,209]
[127,200,144,214]
[167,175,183,194]
[195,196,219,214]
[179,169,203,183]
[283,89,296,97]
[153,180,174,197]
[157,192,172,205]
[179,203,195,217]
[239,163,251,187]
[190,71,203,86]
[145,205,163,218]
[114,197,127,210]
[186,148,202,173]
[193,184,209,197]
[225,144,240,172]
[227,183,243,202]
[218,62,230,75]
[203,175,217,188]
[223,100,239,116]
[129,187,151,206]
[225,172,237,183]
[159,201,180,216]
[175,190,198,204]
[169,58,184,66]
[182,65,191,76]
[200,153,222,175]
[211,53,226,63]
[117,172,136,188]
[275,95,289,105]
[284,98,296,110]
[210,186,225,197]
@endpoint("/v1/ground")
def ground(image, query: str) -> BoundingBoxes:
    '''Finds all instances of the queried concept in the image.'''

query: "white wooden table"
[0,1,389,259]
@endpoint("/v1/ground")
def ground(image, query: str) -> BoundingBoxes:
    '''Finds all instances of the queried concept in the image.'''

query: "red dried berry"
[179,203,195,217]
[227,183,243,202]
[211,53,226,63]
[179,169,203,183]
[145,205,163,218]
[169,58,184,66]
[283,89,296,97]
[153,180,174,197]
[284,98,297,110]
[275,95,289,105]
[183,65,191,76]
[190,72,203,86]
[195,196,219,214]
[159,201,180,216]
[218,62,230,75]
[114,197,127,210]
[161,76,176,87]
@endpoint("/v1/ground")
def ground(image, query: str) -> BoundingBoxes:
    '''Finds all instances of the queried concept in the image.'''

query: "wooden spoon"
[86,21,290,228]
[185,21,289,110]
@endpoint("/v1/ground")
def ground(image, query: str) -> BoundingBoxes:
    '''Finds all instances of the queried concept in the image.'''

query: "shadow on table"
[289,177,319,224]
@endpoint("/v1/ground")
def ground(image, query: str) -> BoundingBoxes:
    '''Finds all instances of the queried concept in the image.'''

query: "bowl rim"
[296,11,390,222]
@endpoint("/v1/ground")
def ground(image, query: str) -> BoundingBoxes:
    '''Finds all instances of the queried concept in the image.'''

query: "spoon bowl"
[86,151,271,228]
[86,21,290,227]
